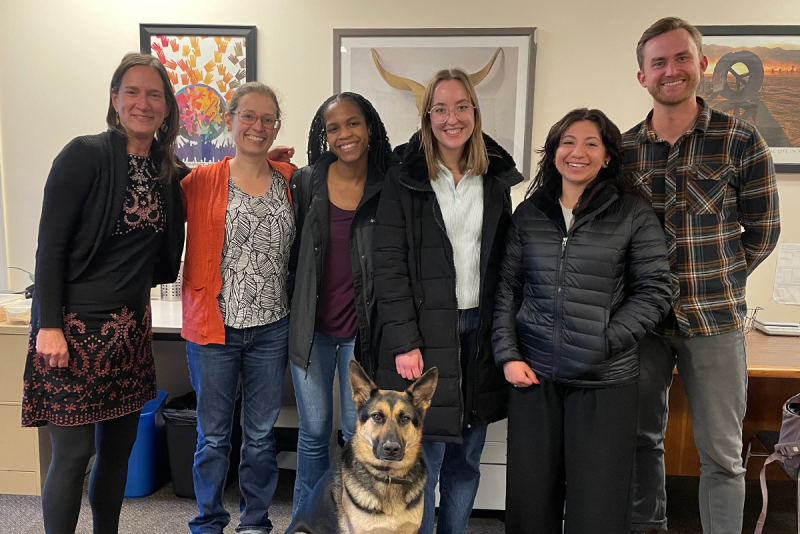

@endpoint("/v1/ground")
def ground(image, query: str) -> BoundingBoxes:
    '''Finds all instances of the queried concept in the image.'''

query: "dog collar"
[379,474,414,485]
[371,465,415,485]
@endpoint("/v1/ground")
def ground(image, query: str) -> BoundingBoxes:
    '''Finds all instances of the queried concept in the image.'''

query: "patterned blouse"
[217,168,295,328]
[114,154,164,236]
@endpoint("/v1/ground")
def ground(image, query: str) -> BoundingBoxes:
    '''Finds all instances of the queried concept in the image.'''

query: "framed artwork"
[334,28,537,179]
[696,25,800,173]
[140,24,256,167]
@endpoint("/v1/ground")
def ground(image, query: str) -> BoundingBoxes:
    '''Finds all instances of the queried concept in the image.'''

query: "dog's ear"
[348,360,377,410]
[406,367,438,411]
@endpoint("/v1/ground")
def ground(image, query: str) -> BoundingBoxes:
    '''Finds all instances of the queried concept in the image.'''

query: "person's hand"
[267,145,295,163]
[36,328,69,368]
[396,349,424,380]
[503,360,538,387]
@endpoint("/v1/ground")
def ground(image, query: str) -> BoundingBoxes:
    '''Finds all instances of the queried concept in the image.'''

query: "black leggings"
[42,411,141,534]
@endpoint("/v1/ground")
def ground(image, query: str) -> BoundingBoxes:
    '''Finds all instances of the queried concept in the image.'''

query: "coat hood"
[394,131,523,188]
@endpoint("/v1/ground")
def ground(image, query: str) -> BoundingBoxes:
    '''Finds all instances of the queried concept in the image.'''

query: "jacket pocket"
[602,307,613,357]
[182,276,204,291]
[181,278,208,334]
[686,162,731,215]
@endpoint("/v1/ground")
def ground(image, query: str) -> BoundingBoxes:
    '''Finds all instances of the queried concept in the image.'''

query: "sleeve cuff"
[36,296,64,329]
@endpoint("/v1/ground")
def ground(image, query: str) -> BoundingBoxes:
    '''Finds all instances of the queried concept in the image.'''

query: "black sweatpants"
[505,379,638,534]
[41,410,141,534]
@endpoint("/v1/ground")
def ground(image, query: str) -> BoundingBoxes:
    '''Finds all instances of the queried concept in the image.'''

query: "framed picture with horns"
[334,28,538,179]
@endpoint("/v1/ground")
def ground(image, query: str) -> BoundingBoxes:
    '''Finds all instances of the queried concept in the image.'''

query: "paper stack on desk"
[754,320,800,336]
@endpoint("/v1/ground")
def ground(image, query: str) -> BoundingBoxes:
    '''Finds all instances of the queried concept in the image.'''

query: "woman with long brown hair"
[493,108,671,533]
[373,68,522,533]
[22,52,186,534]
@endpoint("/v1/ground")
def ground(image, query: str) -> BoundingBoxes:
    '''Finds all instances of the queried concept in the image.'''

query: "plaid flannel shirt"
[622,98,780,337]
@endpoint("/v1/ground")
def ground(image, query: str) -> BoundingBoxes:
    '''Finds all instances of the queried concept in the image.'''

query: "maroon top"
[316,202,358,338]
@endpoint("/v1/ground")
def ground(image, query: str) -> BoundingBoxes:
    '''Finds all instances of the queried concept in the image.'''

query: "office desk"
[0,299,301,495]
[664,331,800,479]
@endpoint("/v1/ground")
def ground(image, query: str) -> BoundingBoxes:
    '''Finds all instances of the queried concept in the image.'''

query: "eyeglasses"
[427,104,475,124]
[231,111,281,130]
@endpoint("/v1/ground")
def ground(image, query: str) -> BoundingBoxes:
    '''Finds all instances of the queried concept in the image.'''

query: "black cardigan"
[373,132,522,442]
[34,129,186,328]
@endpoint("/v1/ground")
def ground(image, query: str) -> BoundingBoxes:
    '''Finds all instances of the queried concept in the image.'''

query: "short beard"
[649,76,700,107]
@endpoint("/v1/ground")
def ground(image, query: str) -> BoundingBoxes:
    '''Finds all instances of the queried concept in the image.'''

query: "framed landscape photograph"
[140,24,256,167]
[696,25,800,173]
[334,28,537,179]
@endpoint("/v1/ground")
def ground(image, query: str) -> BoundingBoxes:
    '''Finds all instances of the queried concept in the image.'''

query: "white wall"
[1,0,799,321]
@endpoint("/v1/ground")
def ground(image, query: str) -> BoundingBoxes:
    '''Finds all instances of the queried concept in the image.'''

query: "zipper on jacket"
[431,199,465,429]
[398,177,465,431]
[551,233,569,381]
[400,179,430,313]
[303,201,328,377]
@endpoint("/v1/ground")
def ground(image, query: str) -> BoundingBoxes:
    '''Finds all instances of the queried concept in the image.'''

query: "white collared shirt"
[429,166,483,309]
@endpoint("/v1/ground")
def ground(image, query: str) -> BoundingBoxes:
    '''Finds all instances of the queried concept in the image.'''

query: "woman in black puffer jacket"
[493,108,671,534]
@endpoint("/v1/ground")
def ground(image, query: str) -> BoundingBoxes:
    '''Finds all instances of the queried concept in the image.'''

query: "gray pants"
[631,328,747,533]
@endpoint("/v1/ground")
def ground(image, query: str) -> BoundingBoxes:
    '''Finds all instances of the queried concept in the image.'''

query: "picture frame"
[334,28,537,179]
[139,24,257,167]
[696,25,800,173]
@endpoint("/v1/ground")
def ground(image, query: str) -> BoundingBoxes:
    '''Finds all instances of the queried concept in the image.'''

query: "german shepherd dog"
[286,360,438,534]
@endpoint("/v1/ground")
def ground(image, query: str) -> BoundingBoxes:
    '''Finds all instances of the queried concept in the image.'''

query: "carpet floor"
[0,472,796,533]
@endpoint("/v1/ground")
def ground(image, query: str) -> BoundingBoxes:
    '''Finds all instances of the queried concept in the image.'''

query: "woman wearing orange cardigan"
[180,82,296,534]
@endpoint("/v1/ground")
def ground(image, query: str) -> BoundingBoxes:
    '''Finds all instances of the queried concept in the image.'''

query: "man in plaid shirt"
[623,17,780,534]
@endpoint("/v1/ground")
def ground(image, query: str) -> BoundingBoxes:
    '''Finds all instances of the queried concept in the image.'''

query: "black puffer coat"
[493,181,671,386]
[373,132,522,442]
[288,152,384,376]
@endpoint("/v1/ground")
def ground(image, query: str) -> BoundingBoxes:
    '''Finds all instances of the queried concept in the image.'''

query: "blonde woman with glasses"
[180,82,295,534]
[372,68,523,534]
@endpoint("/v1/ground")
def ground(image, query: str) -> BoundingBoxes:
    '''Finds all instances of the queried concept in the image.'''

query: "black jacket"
[34,129,186,329]
[493,181,672,386]
[288,152,385,375]
[373,132,522,442]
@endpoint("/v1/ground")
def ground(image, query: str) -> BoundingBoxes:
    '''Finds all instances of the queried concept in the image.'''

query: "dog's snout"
[374,436,405,462]
[383,441,401,457]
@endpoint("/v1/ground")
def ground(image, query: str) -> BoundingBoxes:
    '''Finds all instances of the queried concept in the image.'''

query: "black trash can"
[163,391,243,498]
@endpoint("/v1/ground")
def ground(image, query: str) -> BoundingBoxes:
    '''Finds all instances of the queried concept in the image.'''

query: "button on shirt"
[429,166,483,309]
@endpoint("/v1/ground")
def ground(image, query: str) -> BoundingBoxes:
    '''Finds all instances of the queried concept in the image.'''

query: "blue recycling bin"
[124,389,169,497]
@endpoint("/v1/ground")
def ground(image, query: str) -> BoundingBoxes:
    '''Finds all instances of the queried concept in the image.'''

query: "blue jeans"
[420,307,486,534]
[290,330,357,516]
[632,328,747,533]
[421,425,488,534]
[186,316,289,534]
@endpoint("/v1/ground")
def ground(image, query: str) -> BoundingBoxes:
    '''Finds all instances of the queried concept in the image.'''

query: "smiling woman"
[372,68,522,534]
[21,52,187,534]
[286,91,394,519]
[179,81,298,534]
[111,66,169,153]
[494,108,672,534]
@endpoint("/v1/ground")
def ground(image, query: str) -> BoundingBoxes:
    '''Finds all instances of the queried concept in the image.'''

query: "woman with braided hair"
[287,92,395,516]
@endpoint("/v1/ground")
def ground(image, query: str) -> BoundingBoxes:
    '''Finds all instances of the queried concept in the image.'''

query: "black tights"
[42,411,141,534]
